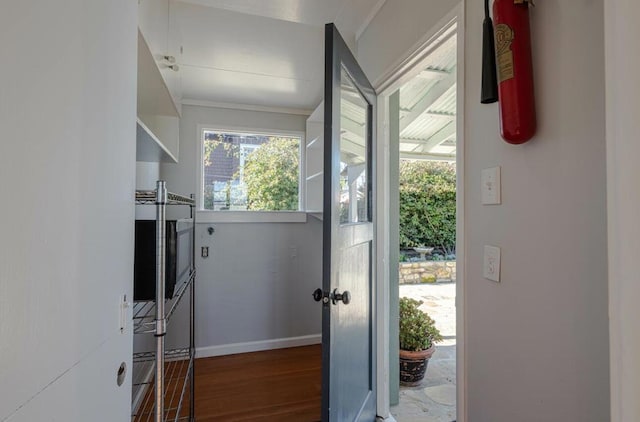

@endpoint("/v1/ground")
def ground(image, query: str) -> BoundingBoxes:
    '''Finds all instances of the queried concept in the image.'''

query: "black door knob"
[312,288,324,302]
[331,289,351,305]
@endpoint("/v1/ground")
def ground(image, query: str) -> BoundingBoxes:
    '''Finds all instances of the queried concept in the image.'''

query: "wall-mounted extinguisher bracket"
[492,0,537,144]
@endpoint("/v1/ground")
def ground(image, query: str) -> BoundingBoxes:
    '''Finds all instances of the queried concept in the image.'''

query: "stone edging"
[399,260,456,284]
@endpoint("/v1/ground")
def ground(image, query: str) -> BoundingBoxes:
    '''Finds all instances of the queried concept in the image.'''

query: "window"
[201,129,302,211]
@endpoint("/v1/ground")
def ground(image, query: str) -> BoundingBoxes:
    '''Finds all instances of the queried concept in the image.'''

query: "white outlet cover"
[484,245,501,282]
[482,167,501,205]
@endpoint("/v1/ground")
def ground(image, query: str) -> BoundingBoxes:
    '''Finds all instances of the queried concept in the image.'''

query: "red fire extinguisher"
[482,0,536,144]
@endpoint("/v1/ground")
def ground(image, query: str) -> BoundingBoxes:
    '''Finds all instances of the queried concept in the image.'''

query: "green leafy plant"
[399,160,456,253]
[421,274,437,283]
[399,297,443,351]
[243,137,299,211]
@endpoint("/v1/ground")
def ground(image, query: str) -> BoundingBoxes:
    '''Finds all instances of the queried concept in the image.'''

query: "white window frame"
[197,125,307,223]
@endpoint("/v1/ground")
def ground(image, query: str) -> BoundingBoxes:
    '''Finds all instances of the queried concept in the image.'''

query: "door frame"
[373,4,466,421]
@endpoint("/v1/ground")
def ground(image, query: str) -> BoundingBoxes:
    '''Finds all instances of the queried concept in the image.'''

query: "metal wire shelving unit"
[132,181,196,422]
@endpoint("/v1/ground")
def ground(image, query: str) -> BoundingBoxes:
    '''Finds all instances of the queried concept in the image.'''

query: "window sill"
[196,210,308,224]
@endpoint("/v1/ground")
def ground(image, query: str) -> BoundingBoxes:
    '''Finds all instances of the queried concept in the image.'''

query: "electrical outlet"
[201,246,209,258]
[483,245,501,282]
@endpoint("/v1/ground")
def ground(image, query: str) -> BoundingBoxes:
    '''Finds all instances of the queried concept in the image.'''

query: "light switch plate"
[482,167,501,205]
[484,245,501,282]
[119,294,130,332]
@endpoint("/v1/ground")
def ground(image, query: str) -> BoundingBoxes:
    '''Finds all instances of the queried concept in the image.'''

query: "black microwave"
[134,218,193,301]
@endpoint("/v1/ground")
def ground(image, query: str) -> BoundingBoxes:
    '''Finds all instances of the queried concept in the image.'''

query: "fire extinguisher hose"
[481,0,499,104]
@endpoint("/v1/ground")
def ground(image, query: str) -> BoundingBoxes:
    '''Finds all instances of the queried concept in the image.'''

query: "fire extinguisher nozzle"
[481,16,499,104]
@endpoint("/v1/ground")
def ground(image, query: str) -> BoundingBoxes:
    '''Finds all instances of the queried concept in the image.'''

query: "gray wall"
[0,2,137,420]
[604,2,640,420]
[166,219,323,351]
[162,105,321,352]
[359,0,610,421]
[463,1,609,420]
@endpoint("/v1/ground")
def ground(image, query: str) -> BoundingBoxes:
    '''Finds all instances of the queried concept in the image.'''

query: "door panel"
[332,241,374,421]
[322,23,377,422]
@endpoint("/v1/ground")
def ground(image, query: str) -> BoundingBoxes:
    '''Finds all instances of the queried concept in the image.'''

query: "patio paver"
[391,282,457,422]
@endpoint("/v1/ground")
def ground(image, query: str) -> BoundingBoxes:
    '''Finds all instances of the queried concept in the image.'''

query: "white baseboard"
[196,334,322,358]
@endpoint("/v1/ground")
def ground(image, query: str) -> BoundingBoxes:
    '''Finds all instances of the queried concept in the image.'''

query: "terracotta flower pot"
[399,344,436,386]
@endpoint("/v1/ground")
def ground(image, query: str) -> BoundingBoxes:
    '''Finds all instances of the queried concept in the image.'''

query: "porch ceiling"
[338,24,457,161]
[399,27,457,161]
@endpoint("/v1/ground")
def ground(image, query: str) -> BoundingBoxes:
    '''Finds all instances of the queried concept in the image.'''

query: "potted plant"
[399,297,443,386]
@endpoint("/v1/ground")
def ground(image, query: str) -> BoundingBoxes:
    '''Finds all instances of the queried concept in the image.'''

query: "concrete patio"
[391,282,457,422]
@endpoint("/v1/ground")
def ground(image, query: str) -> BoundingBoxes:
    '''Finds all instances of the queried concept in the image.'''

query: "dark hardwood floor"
[195,345,322,422]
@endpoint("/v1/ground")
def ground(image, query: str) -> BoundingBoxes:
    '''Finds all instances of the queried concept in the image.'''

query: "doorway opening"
[394,25,457,422]
[375,13,461,422]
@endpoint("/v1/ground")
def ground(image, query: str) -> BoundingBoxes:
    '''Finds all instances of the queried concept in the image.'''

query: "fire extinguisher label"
[495,23,515,83]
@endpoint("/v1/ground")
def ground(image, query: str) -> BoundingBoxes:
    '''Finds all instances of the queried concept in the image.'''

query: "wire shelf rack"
[133,270,195,334]
[132,181,195,422]
[132,349,193,422]
[135,190,195,206]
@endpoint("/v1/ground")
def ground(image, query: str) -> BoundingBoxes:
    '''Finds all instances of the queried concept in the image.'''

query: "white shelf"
[305,102,324,213]
[136,118,178,163]
[306,171,324,181]
[136,29,181,162]
[306,135,322,149]
[308,212,323,221]
[137,30,179,119]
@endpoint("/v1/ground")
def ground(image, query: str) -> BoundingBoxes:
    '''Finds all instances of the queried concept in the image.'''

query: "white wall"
[0,1,137,421]
[359,1,610,420]
[357,0,459,86]
[461,1,609,421]
[161,105,321,354]
[605,1,640,421]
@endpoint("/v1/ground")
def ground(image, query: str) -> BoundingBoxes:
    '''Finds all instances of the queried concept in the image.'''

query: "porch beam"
[399,68,457,133]
[400,151,456,162]
[411,122,456,153]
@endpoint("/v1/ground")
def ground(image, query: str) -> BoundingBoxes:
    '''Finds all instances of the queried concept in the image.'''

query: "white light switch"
[120,294,131,332]
[483,245,501,282]
[482,167,501,205]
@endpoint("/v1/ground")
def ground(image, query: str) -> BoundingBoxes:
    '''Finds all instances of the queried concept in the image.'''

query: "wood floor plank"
[195,345,321,422]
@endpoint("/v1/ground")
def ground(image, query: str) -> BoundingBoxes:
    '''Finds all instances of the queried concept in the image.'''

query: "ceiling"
[339,23,457,161]
[398,25,457,160]
[172,0,457,160]
[174,0,385,112]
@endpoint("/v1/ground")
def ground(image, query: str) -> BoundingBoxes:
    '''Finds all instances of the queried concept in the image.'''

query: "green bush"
[399,297,443,351]
[243,137,299,210]
[399,161,456,253]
